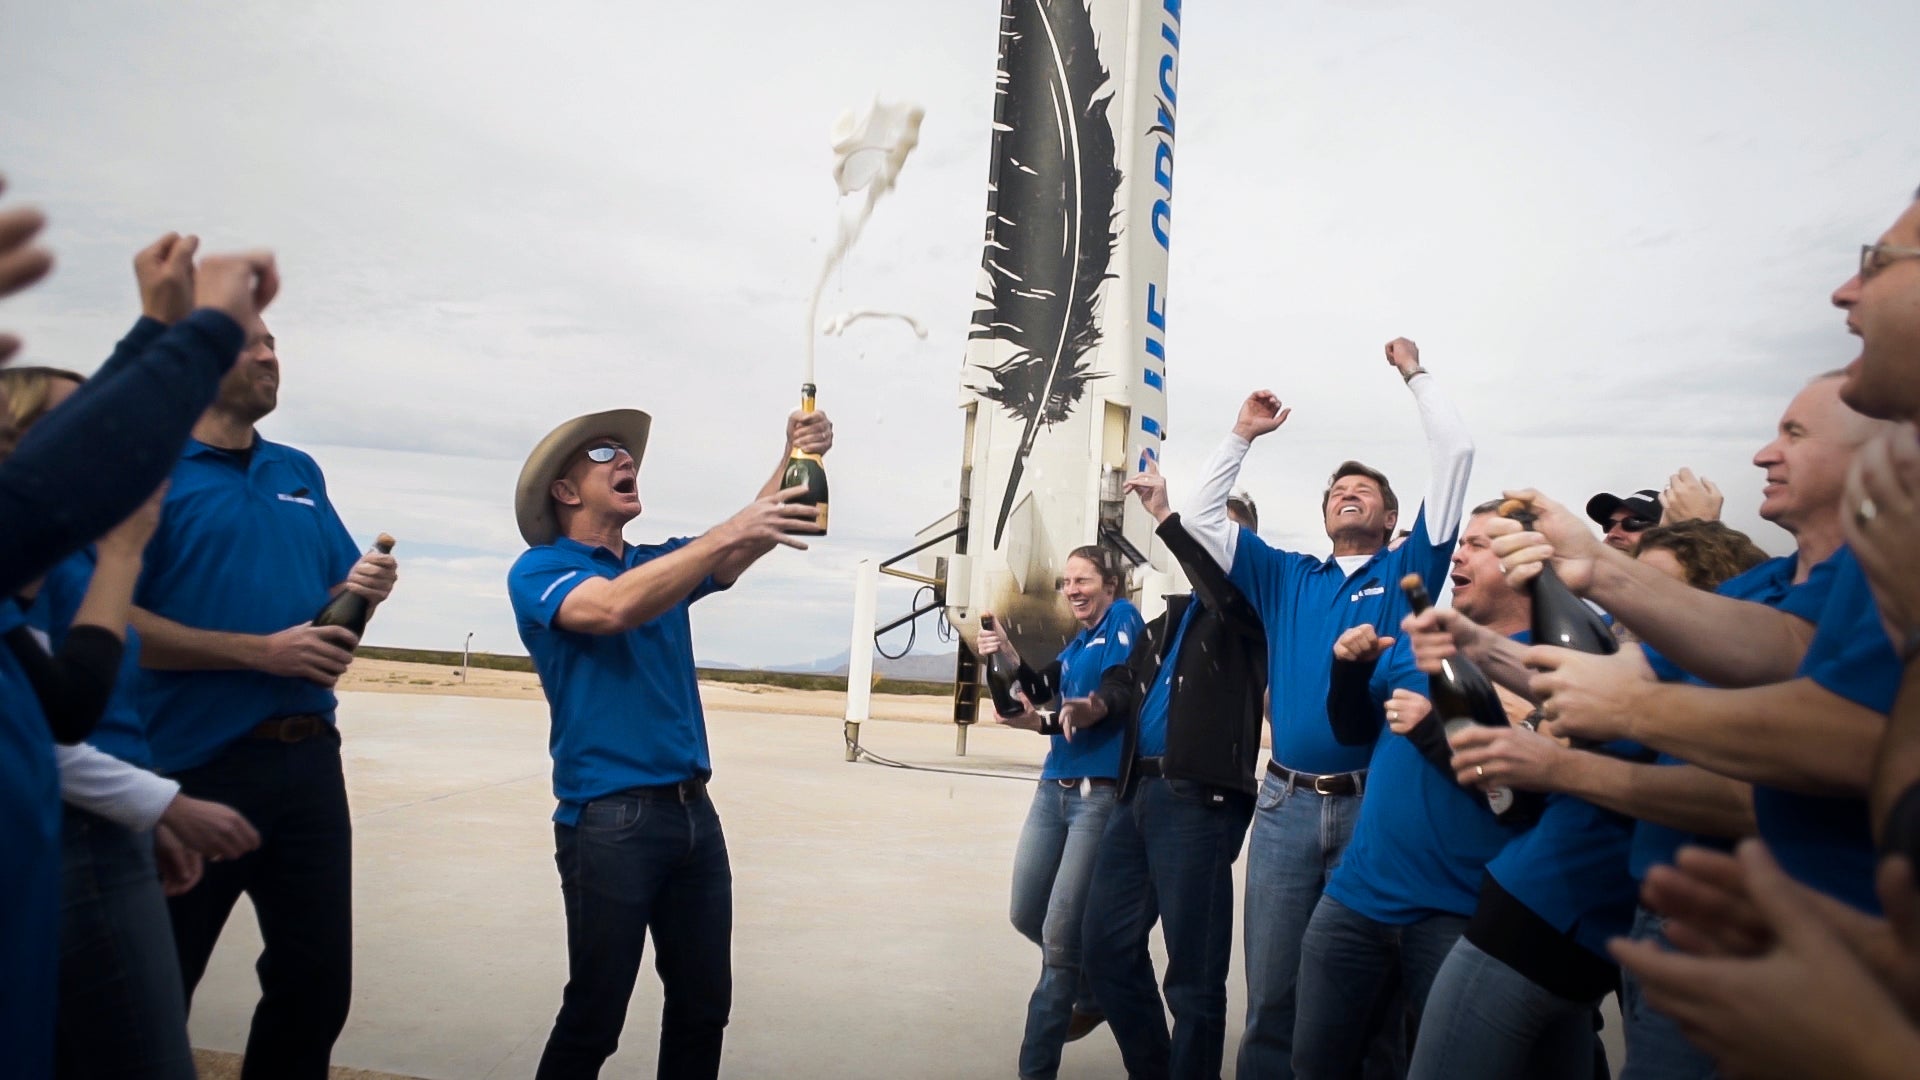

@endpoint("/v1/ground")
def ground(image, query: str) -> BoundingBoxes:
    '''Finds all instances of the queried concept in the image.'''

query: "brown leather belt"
[248,714,331,743]
[1267,759,1366,797]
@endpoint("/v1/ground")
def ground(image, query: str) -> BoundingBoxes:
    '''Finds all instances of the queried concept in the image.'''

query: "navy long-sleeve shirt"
[0,310,241,597]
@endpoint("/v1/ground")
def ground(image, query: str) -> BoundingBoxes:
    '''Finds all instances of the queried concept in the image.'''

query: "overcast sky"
[4,0,1916,667]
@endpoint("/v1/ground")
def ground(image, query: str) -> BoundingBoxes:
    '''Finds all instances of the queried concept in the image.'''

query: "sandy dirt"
[337,658,955,725]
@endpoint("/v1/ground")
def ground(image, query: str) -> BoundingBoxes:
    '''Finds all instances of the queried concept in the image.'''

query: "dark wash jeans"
[166,728,354,1080]
[1292,895,1467,1080]
[58,806,196,1080]
[1081,776,1255,1080]
[536,789,733,1080]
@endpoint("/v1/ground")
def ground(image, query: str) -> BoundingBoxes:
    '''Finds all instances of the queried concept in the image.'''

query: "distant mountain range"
[703,648,957,683]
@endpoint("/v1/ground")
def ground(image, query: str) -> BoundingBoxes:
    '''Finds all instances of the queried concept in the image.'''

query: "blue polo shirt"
[1629,553,1833,880]
[1753,545,1901,913]
[1041,599,1144,780]
[30,549,153,768]
[0,600,60,1079]
[509,536,730,825]
[1229,506,1455,775]
[133,437,362,773]
[1136,599,1197,758]
[1486,756,1643,958]
[1327,633,1527,924]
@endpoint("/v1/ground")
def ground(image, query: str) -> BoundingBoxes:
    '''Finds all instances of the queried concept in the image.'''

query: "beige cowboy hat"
[514,409,653,548]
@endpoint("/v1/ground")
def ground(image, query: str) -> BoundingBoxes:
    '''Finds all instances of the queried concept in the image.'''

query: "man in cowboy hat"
[508,403,831,1080]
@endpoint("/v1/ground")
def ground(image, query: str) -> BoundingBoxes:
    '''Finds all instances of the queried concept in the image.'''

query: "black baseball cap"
[1585,488,1661,528]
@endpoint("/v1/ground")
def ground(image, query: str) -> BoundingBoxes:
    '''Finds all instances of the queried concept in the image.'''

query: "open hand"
[1058,695,1107,741]
[1123,458,1172,522]
[1232,391,1291,442]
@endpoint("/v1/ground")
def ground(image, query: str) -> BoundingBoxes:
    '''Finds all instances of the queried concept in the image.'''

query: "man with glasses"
[129,316,400,1080]
[507,404,829,1080]
[1585,488,1661,553]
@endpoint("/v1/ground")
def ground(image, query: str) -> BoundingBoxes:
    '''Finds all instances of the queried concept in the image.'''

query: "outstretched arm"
[1395,338,1475,545]
[1181,391,1290,571]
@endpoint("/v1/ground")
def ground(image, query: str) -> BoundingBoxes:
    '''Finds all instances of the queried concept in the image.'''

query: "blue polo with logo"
[509,536,730,825]
[0,599,59,1078]
[1326,633,1527,924]
[1229,506,1455,775]
[30,548,153,768]
[133,437,363,773]
[1630,553,1834,880]
[1041,598,1144,780]
[1753,545,1901,913]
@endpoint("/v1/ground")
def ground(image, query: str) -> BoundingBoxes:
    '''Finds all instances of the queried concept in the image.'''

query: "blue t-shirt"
[1136,599,1199,758]
[509,536,730,824]
[1754,545,1902,913]
[31,549,152,768]
[134,438,362,773]
[1326,635,1525,924]
[1040,599,1144,780]
[0,600,60,1077]
[1629,553,1832,880]
[1229,506,1455,775]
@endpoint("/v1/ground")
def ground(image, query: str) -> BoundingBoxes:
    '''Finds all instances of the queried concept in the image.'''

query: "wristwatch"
[1401,366,1429,383]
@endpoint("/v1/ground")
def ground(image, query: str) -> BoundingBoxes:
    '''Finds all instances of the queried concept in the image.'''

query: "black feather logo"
[969,0,1122,548]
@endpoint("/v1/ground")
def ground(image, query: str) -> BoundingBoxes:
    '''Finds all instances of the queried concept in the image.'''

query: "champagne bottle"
[781,382,829,534]
[1401,573,1543,827]
[1500,499,1613,752]
[312,534,396,642]
[979,614,1028,719]
[1498,499,1618,656]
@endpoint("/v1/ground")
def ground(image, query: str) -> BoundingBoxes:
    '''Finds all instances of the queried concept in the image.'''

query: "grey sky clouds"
[4,0,1916,665]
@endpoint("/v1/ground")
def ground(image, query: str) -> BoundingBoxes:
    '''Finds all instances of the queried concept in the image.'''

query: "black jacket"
[1097,514,1268,798]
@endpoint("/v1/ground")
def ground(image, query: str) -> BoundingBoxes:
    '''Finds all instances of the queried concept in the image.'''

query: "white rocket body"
[940,0,1188,661]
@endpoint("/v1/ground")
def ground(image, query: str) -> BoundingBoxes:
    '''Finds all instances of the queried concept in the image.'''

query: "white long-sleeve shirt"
[57,744,178,833]
[1182,372,1476,570]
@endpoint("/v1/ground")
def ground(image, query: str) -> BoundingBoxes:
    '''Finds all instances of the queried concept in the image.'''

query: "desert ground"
[187,660,1622,1079]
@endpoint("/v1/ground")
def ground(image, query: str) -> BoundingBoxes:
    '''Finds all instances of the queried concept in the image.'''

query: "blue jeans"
[167,730,353,1080]
[57,806,196,1080]
[1011,779,1118,1080]
[1408,938,1597,1080]
[536,789,733,1080]
[1081,777,1254,1080]
[1294,896,1467,1080]
[1237,770,1363,1080]
[1620,906,1716,1080]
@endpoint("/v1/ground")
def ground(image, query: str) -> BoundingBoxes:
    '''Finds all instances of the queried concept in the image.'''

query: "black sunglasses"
[1611,516,1655,534]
